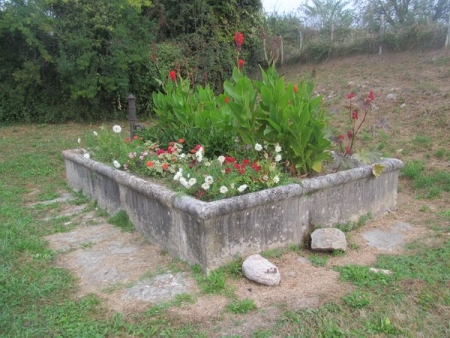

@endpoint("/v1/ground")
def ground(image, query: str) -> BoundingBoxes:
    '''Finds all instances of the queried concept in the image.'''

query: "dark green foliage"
[0,0,157,122]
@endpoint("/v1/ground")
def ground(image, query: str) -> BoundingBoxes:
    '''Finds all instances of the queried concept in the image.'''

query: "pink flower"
[368,91,375,101]
[347,92,356,99]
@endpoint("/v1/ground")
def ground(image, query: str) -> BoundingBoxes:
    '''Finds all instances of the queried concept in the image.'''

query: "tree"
[300,0,354,41]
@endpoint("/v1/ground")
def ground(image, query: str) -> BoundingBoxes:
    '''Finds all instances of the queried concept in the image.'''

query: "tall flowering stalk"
[234,32,245,72]
[338,91,375,156]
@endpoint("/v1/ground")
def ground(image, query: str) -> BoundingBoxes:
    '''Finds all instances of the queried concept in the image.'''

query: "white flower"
[273,175,280,184]
[93,131,98,136]
[173,169,183,181]
[218,156,225,164]
[204,161,211,167]
[128,152,136,159]
[188,178,197,186]
[112,125,122,133]
[113,160,121,168]
[275,154,282,162]
[179,153,186,159]
[77,138,81,144]
[262,175,268,181]
[230,183,235,190]
[204,175,214,185]
[83,153,90,159]
[219,186,228,194]
[275,144,282,153]
[254,143,263,151]
[179,177,189,188]
[195,146,204,162]
[201,183,210,190]
[237,184,248,193]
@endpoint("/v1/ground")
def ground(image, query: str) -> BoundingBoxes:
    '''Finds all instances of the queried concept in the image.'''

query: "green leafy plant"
[224,66,331,175]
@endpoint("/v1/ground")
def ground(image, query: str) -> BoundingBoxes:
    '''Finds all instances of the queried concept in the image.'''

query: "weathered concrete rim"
[62,150,403,220]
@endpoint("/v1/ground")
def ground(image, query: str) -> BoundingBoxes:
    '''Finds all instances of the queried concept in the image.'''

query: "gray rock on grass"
[242,254,281,286]
[311,228,347,251]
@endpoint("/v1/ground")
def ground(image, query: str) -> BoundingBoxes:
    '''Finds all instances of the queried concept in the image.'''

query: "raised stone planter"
[63,149,403,273]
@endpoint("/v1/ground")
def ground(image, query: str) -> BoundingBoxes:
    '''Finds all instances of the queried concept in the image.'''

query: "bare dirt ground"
[42,49,450,336]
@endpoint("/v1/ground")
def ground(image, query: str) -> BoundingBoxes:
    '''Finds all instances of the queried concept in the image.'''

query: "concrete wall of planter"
[63,149,403,273]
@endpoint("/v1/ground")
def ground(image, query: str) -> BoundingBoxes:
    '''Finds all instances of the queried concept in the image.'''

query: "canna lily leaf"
[311,160,323,173]
[372,164,385,178]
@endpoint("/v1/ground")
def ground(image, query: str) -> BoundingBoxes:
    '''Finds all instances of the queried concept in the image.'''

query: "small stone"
[400,103,406,108]
[386,93,397,100]
[311,228,347,251]
[370,268,393,275]
[289,271,297,277]
[242,254,281,286]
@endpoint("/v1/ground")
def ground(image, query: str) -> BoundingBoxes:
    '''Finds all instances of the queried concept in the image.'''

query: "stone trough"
[63,149,403,273]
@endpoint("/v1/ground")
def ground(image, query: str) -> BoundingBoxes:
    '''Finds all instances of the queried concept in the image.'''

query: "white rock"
[311,228,347,251]
[370,268,393,275]
[400,103,406,108]
[242,254,281,286]
[386,93,397,100]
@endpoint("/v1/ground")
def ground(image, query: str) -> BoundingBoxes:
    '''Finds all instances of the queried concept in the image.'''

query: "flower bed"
[63,149,403,272]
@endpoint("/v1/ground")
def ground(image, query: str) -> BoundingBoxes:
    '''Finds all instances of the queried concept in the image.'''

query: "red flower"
[156,149,165,156]
[169,70,176,81]
[146,161,154,167]
[162,163,169,170]
[338,134,345,141]
[293,85,298,94]
[124,137,131,142]
[368,91,375,101]
[242,159,250,165]
[133,135,138,140]
[234,32,244,50]
[351,109,359,120]
[178,138,185,144]
[238,59,245,69]
[194,144,203,151]
[224,97,230,104]
[345,146,352,155]
[224,156,236,163]
[347,131,353,139]
[167,145,173,154]
[347,92,356,99]
[251,162,261,172]
[225,167,231,174]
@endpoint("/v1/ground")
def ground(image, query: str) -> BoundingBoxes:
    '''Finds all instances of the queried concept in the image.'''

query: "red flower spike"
[351,109,359,120]
[224,97,230,104]
[368,91,375,101]
[238,59,245,69]
[345,146,352,155]
[169,70,176,81]
[347,131,353,139]
[338,134,345,140]
[347,92,356,99]
[293,85,298,94]
[234,32,244,50]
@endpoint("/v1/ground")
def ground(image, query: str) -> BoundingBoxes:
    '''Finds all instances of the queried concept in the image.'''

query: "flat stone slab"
[362,222,412,251]
[122,273,193,303]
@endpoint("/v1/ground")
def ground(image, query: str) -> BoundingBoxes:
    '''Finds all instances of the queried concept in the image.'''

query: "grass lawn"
[1,50,449,337]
